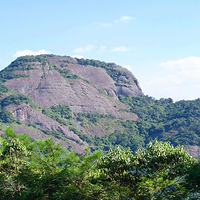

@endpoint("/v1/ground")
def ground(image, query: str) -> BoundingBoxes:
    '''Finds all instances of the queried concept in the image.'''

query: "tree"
[0,128,198,199]
[95,140,196,199]
[0,128,101,199]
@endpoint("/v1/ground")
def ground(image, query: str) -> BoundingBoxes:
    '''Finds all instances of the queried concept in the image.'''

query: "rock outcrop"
[0,55,144,151]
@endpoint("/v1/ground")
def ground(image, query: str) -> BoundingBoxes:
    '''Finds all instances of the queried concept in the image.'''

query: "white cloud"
[115,16,133,23]
[73,45,107,53]
[73,45,129,54]
[100,15,133,27]
[143,56,200,101]
[99,22,112,27]
[146,75,182,86]
[123,65,132,71]
[13,49,51,58]
[100,45,106,51]
[73,45,94,53]
[160,56,200,70]
[160,56,200,82]
[71,55,84,59]
[111,46,128,52]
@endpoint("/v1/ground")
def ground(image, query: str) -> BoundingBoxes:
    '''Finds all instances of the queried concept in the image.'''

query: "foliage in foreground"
[0,128,200,199]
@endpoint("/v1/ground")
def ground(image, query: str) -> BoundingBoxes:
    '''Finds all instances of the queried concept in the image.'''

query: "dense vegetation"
[53,66,79,79]
[0,92,200,155]
[0,82,9,97]
[1,93,34,108]
[42,105,73,123]
[58,96,200,156]
[119,96,200,147]
[0,56,46,82]
[0,128,200,200]
[75,113,144,152]
[0,55,57,82]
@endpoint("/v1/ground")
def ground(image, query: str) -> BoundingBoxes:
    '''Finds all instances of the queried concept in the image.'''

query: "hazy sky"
[0,0,200,101]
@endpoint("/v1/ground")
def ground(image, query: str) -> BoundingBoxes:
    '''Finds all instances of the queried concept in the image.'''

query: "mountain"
[0,54,200,157]
[0,55,143,152]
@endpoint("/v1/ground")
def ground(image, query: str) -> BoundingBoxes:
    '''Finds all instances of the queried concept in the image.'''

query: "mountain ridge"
[1,54,200,158]
[0,54,143,152]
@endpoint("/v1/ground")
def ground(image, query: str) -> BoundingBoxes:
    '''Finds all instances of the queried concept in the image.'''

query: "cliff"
[0,55,143,152]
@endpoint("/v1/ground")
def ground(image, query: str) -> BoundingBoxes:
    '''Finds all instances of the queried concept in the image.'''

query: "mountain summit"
[0,55,143,151]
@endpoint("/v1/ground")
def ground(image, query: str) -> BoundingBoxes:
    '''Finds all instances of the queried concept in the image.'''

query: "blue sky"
[0,0,200,101]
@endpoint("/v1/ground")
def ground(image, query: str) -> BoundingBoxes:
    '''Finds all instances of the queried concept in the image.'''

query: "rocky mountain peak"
[0,54,144,152]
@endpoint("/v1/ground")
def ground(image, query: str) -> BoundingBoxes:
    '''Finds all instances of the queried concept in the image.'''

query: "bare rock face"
[7,104,78,141]
[5,55,143,119]
[1,55,144,151]
[47,56,143,97]
[6,104,85,152]
[184,145,200,159]
[13,126,83,152]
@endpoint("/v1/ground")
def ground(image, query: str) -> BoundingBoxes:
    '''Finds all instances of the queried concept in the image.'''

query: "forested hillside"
[0,128,200,199]
[119,96,200,149]
[0,55,199,157]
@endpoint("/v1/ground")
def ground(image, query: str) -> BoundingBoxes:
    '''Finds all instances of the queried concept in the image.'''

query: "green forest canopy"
[0,128,200,199]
